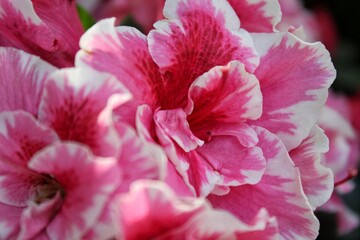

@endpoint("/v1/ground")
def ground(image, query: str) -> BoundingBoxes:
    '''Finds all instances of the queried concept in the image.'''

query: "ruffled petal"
[175,208,279,240]
[250,32,336,150]
[114,122,166,193]
[148,0,259,108]
[38,68,131,157]
[197,133,266,188]
[208,126,319,240]
[0,47,56,116]
[76,18,162,124]
[228,0,281,32]
[0,0,83,67]
[0,111,58,207]
[289,125,334,209]
[117,180,209,239]
[28,143,120,240]
[186,61,262,125]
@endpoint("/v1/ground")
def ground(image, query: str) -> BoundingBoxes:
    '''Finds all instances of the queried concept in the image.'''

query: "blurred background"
[301,0,360,239]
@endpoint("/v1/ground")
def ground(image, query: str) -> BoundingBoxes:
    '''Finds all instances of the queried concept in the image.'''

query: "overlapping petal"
[117,180,209,239]
[38,68,131,157]
[177,208,279,239]
[0,0,83,67]
[76,18,161,124]
[28,143,120,240]
[148,0,259,108]
[228,0,281,33]
[208,127,319,239]
[186,61,262,125]
[0,47,56,116]
[250,32,336,150]
[0,111,58,207]
[289,125,334,209]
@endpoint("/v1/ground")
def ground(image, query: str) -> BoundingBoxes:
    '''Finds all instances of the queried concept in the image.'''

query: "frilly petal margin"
[208,126,320,240]
[250,31,336,151]
[76,18,161,125]
[228,0,282,33]
[148,0,259,108]
[289,125,334,209]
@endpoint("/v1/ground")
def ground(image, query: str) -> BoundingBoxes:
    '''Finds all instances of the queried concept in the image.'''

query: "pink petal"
[250,32,336,150]
[18,193,62,240]
[148,0,259,108]
[114,122,166,193]
[208,126,320,239]
[228,0,281,32]
[197,133,266,188]
[0,0,83,67]
[186,61,262,124]
[77,18,162,124]
[155,109,204,152]
[38,68,131,157]
[28,143,120,240]
[289,125,334,209]
[0,203,22,239]
[118,180,209,239]
[0,111,58,207]
[175,208,279,240]
[0,47,56,116]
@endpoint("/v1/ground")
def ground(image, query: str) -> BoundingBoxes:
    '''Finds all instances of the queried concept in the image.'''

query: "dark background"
[303,0,360,239]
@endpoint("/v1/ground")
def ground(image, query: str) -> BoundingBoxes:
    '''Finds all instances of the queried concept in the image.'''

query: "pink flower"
[0,0,84,67]
[77,0,336,238]
[318,92,360,235]
[0,110,121,239]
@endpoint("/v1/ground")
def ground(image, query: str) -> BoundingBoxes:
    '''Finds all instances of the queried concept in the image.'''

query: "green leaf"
[77,4,96,30]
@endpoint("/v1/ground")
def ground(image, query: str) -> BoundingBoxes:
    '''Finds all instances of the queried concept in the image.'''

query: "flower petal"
[186,61,262,125]
[18,193,62,240]
[0,202,22,239]
[228,0,282,32]
[208,126,319,239]
[155,109,204,152]
[176,208,279,240]
[38,68,131,157]
[76,18,161,124]
[0,111,58,207]
[118,180,209,239]
[148,0,259,108]
[197,133,266,188]
[0,47,56,116]
[28,143,120,240]
[0,0,83,67]
[289,125,334,209]
[250,32,336,150]
[114,122,166,193]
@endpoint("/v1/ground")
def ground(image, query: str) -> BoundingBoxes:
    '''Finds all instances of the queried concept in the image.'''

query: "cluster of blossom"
[0,0,358,239]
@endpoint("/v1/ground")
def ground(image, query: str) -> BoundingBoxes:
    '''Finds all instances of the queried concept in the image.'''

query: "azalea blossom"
[318,92,360,235]
[0,0,84,67]
[77,0,336,238]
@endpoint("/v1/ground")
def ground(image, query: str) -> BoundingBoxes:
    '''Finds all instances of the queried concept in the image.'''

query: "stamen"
[334,169,358,187]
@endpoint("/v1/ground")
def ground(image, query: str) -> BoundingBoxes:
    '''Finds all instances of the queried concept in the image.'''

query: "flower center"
[32,174,65,204]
